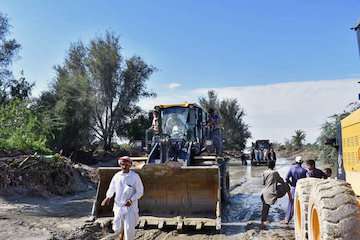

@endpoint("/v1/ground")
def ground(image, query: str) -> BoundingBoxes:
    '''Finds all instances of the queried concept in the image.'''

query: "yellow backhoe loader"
[91,103,229,230]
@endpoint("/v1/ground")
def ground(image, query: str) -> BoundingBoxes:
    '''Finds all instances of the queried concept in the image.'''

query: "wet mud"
[0,190,96,240]
[0,158,295,240]
[133,158,295,240]
[219,158,295,240]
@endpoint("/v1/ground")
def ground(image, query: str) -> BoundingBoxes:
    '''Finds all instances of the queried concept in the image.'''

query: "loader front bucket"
[92,164,221,230]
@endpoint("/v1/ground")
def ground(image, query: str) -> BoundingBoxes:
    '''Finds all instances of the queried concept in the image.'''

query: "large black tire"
[307,179,360,240]
[294,178,321,240]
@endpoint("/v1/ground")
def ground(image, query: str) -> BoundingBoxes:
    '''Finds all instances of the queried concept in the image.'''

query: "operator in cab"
[149,109,160,135]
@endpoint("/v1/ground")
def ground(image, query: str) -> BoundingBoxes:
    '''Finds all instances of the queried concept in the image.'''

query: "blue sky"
[2,0,360,92]
[2,1,360,143]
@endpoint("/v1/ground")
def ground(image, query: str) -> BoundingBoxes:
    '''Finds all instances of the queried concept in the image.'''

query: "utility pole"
[351,20,360,101]
[351,20,360,56]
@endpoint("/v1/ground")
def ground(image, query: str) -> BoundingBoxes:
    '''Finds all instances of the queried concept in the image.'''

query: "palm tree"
[292,129,306,149]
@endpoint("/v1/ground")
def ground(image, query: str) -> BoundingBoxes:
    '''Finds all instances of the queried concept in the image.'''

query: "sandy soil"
[0,158,295,240]
[0,190,97,240]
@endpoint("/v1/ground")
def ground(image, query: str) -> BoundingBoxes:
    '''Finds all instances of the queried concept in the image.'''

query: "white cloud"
[140,79,359,143]
[166,82,182,89]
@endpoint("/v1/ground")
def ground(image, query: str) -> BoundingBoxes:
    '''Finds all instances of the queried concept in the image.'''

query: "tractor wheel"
[307,179,360,240]
[294,178,321,240]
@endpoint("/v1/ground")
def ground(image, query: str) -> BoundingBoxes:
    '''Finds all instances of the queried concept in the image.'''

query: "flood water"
[134,158,296,240]
[220,158,294,239]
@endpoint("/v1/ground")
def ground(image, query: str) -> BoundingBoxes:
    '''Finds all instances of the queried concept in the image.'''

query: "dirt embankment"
[0,153,101,240]
[277,148,319,162]
[0,153,96,196]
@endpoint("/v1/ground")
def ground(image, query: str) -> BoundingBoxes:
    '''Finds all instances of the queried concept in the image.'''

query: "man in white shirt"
[101,156,144,240]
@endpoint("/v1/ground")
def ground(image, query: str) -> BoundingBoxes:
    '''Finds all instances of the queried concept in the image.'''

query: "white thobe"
[106,170,144,240]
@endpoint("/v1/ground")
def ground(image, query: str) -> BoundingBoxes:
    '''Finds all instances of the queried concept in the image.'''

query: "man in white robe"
[101,156,144,240]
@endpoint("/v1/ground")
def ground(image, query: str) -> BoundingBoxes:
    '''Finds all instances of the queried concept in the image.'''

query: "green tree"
[117,107,151,143]
[317,119,338,165]
[38,33,156,153]
[37,42,93,154]
[292,129,306,150]
[0,12,22,103]
[53,73,93,153]
[199,90,251,151]
[219,99,251,150]
[87,32,155,150]
[9,71,34,100]
[32,91,63,149]
[0,99,51,153]
[316,102,360,166]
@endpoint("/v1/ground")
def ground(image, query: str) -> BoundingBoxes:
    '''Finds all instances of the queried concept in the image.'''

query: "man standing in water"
[101,156,144,240]
[261,160,290,229]
[283,156,307,224]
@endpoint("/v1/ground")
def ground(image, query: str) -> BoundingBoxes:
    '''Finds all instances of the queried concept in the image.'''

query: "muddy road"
[134,158,295,240]
[0,158,295,240]
[0,190,97,240]
[219,157,295,240]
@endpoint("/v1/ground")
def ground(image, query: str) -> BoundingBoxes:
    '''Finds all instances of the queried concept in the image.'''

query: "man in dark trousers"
[240,153,247,165]
[261,160,290,229]
[268,148,277,161]
[283,156,307,224]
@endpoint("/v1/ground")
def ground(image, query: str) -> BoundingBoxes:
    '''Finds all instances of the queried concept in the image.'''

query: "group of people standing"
[260,156,332,229]
[252,148,277,162]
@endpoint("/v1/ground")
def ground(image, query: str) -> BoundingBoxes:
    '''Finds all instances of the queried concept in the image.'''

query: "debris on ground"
[50,222,105,240]
[0,153,95,196]
[0,157,295,240]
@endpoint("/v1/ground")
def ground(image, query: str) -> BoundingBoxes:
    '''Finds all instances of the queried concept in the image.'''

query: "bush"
[317,120,338,166]
[0,99,51,153]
